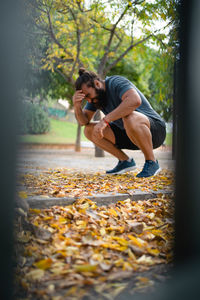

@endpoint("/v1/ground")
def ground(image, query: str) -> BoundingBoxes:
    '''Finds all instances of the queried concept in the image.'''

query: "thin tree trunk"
[93,110,104,157]
[75,122,81,152]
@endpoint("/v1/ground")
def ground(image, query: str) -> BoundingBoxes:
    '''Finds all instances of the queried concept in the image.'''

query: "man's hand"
[93,120,107,139]
[72,90,85,108]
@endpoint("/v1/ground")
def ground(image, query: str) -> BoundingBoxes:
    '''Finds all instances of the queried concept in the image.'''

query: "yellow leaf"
[59,217,67,224]
[114,258,124,267]
[147,248,160,256]
[108,208,118,217]
[76,220,87,228]
[73,264,97,272]
[115,246,128,251]
[51,223,60,229]
[102,243,127,251]
[122,261,132,271]
[112,236,128,246]
[43,216,53,221]
[34,258,53,270]
[29,208,41,214]
[102,243,119,250]
[151,229,163,236]
[128,235,144,248]
[127,248,136,260]
[18,191,27,199]
[106,226,125,233]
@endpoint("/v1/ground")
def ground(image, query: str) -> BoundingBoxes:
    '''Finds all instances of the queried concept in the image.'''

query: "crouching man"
[72,68,166,178]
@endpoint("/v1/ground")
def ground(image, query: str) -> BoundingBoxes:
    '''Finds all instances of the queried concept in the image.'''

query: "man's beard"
[93,87,107,109]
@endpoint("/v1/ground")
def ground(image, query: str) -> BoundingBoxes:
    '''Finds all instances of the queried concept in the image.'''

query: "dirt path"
[17,145,174,174]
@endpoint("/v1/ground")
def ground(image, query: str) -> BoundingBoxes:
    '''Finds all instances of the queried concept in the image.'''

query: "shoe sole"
[154,167,162,176]
[106,165,137,175]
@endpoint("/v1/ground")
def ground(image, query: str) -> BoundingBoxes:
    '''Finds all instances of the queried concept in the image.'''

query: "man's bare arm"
[73,90,95,125]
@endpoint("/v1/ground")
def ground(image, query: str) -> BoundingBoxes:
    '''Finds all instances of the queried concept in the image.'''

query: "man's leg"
[84,122,128,160]
[84,122,136,174]
[122,111,156,161]
[122,112,161,177]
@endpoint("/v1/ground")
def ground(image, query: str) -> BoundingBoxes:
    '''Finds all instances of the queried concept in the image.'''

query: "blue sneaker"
[106,158,136,175]
[136,160,161,178]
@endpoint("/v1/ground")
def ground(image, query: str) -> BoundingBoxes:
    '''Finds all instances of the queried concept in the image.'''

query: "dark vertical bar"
[175,0,200,263]
[0,1,22,299]
[172,61,177,160]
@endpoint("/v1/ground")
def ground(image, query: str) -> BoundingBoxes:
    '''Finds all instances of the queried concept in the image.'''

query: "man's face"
[81,81,107,109]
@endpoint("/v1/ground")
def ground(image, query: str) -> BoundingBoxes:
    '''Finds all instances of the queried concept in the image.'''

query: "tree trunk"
[93,110,105,157]
[75,122,81,152]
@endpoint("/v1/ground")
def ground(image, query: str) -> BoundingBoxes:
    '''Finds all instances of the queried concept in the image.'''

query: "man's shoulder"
[106,75,135,99]
[106,75,130,84]
[106,75,134,90]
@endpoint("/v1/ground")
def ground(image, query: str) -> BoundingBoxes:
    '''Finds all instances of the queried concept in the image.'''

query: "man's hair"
[75,68,103,90]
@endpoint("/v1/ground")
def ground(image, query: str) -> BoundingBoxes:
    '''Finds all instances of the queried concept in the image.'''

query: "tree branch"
[76,0,92,13]
[47,11,64,50]
[151,34,167,48]
[53,56,74,64]
[112,35,123,53]
[47,11,73,58]
[104,34,152,74]
[91,18,112,32]
[98,4,131,75]
[68,8,81,79]
[55,67,74,84]
[103,17,173,75]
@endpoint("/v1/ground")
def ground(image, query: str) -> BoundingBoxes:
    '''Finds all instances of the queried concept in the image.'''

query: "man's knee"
[122,112,150,132]
[122,113,138,132]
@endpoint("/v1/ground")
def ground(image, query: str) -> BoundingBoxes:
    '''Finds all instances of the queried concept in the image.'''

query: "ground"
[14,145,175,300]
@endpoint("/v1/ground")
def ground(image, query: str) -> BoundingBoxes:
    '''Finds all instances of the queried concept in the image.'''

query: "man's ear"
[94,79,101,89]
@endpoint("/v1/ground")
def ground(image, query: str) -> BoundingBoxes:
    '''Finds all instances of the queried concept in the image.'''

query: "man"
[72,68,166,177]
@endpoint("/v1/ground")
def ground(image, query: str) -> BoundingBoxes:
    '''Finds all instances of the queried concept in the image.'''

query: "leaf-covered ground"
[15,194,174,300]
[18,169,174,198]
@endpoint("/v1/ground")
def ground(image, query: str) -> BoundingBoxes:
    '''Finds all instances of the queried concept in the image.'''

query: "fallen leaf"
[25,269,45,281]
[34,257,53,270]
[74,264,98,273]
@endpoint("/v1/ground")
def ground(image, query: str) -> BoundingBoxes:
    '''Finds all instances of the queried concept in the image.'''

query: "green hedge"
[20,102,50,134]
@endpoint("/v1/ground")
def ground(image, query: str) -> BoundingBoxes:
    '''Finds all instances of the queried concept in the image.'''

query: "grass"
[165,132,172,146]
[19,118,88,144]
[19,118,172,146]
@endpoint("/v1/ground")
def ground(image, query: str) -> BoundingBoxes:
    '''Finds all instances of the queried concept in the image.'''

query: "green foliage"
[20,102,50,134]
[148,50,174,121]
[28,0,176,79]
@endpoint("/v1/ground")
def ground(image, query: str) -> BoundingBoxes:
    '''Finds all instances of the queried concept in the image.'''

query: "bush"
[20,102,50,134]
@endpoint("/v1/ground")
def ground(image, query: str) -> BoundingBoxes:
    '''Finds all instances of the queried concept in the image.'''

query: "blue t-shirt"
[84,75,165,129]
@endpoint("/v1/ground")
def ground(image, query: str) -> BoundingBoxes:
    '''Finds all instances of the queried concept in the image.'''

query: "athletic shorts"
[109,117,166,150]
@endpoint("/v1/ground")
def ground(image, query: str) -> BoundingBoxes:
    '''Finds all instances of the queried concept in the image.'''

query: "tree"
[148,49,174,121]
[27,0,176,155]
[29,0,175,78]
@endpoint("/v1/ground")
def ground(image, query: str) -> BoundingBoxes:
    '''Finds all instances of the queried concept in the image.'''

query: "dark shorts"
[110,117,166,150]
